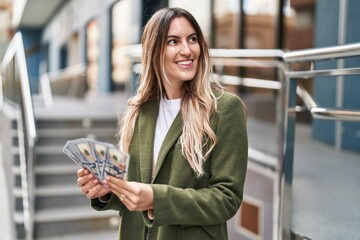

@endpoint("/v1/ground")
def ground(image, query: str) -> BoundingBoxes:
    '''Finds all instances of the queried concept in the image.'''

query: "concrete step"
[35,152,74,165]
[34,216,119,239]
[36,136,118,148]
[35,171,77,187]
[36,118,118,130]
[35,146,66,155]
[33,206,120,239]
[37,127,117,138]
[35,193,88,211]
[36,229,119,240]
[36,184,80,197]
[35,205,118,223]
[35,164,78,175]
[11,146,20,155]
[12,165,21,175]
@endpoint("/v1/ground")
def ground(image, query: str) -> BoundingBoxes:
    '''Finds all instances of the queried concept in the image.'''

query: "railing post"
[278,63,297,239]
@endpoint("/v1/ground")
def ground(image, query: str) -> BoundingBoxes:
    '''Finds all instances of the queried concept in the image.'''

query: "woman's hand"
[105,176,154,212]
[77,168,111,199]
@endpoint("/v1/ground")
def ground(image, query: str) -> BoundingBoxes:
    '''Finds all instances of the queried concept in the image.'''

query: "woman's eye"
[167,39,177,45]
[189,36,198,43]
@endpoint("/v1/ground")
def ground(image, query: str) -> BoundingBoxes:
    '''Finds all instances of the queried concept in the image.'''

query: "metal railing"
[1,32,36,240]
[124,43,360,240]
[280,44,360,239]
[39,63,88,109]
[1,34,359,239]
[124,45,287,239]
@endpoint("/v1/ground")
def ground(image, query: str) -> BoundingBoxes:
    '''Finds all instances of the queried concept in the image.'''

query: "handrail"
[1,32,37,143]
[282,40,360,122]
[210,48,284,58]
[39,63,88,108]
[214,74,281,90]
[297,84,360,121]
[287,67,360,79]
[284,42,360,62]
[1,32,36,240]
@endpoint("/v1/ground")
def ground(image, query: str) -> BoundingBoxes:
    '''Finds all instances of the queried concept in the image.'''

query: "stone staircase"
[32,95,127,239]
[32,116,120,239]
[1,102,28,239]
[4,94,128,239]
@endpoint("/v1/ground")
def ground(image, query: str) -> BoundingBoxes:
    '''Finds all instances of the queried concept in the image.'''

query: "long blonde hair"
[119,7,223,177]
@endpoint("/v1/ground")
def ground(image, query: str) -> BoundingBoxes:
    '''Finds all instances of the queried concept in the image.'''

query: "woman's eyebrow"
[167,35,180,39]
[167,33,197,39]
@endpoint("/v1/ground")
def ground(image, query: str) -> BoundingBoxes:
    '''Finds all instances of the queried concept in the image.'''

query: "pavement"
[248,118,360,240]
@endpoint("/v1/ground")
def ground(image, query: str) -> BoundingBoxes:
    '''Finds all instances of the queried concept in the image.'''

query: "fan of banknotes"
[63,138,130,183]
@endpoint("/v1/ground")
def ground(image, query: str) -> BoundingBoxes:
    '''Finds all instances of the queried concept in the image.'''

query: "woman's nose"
[179,43,191,55]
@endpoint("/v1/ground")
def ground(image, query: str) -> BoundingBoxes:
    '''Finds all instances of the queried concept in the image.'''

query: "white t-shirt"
[153,96,181,166]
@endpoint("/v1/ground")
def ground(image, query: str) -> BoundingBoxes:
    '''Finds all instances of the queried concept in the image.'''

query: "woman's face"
[162,16,200,96]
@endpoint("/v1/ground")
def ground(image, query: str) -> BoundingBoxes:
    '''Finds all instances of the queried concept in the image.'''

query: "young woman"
[76,7,248,240]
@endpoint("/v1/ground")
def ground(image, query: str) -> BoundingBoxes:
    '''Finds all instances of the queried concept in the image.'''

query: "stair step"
[10,129,18,137]
[14,187,23,197]
[35,164,78,175]
[12,165,21,175]
[14,211,25,224]
[35,191,89,211]
[36,173,77,187]
[36,136,117,148]
[11,146,20,155]
[35,153,74,165]
[34,213,119,239]
[37,128,117,138]
[35,146,64,155]
[36,229,118,240]
[36,184,80,196]
[35,118,118,130]
[35,206,118,223]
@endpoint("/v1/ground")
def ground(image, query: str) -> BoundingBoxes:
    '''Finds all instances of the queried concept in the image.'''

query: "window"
[111,0,141,90]
[86,19,99,91]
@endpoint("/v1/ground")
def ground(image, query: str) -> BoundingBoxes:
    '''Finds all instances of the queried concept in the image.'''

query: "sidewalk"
[292,123,360,240]
[248,117,360,240]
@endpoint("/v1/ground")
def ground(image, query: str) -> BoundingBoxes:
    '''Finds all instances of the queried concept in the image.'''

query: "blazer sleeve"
[144,93,248,227]
[91,193,125,213]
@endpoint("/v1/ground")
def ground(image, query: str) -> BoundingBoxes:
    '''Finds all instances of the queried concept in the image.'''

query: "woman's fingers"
[104,177,132,201]
[77,168,89,177]
[104,177,154,211]
[81,178,98,193]
[76,168,111,199]
[82,179,111,199]
[77,170,94,187]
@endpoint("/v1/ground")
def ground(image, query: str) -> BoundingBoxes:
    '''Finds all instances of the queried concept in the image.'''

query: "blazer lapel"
[152,112,182,183]
[139,100,159,184]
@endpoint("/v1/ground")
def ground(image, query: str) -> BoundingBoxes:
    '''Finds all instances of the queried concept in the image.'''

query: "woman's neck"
[162,78,186,100]
[163,86,184,100]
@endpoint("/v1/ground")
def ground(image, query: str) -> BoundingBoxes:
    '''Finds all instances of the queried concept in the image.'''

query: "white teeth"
[177,60,192,65]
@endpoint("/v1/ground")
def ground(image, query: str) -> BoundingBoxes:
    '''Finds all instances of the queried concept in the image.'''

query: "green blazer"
[92,91,248,240]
